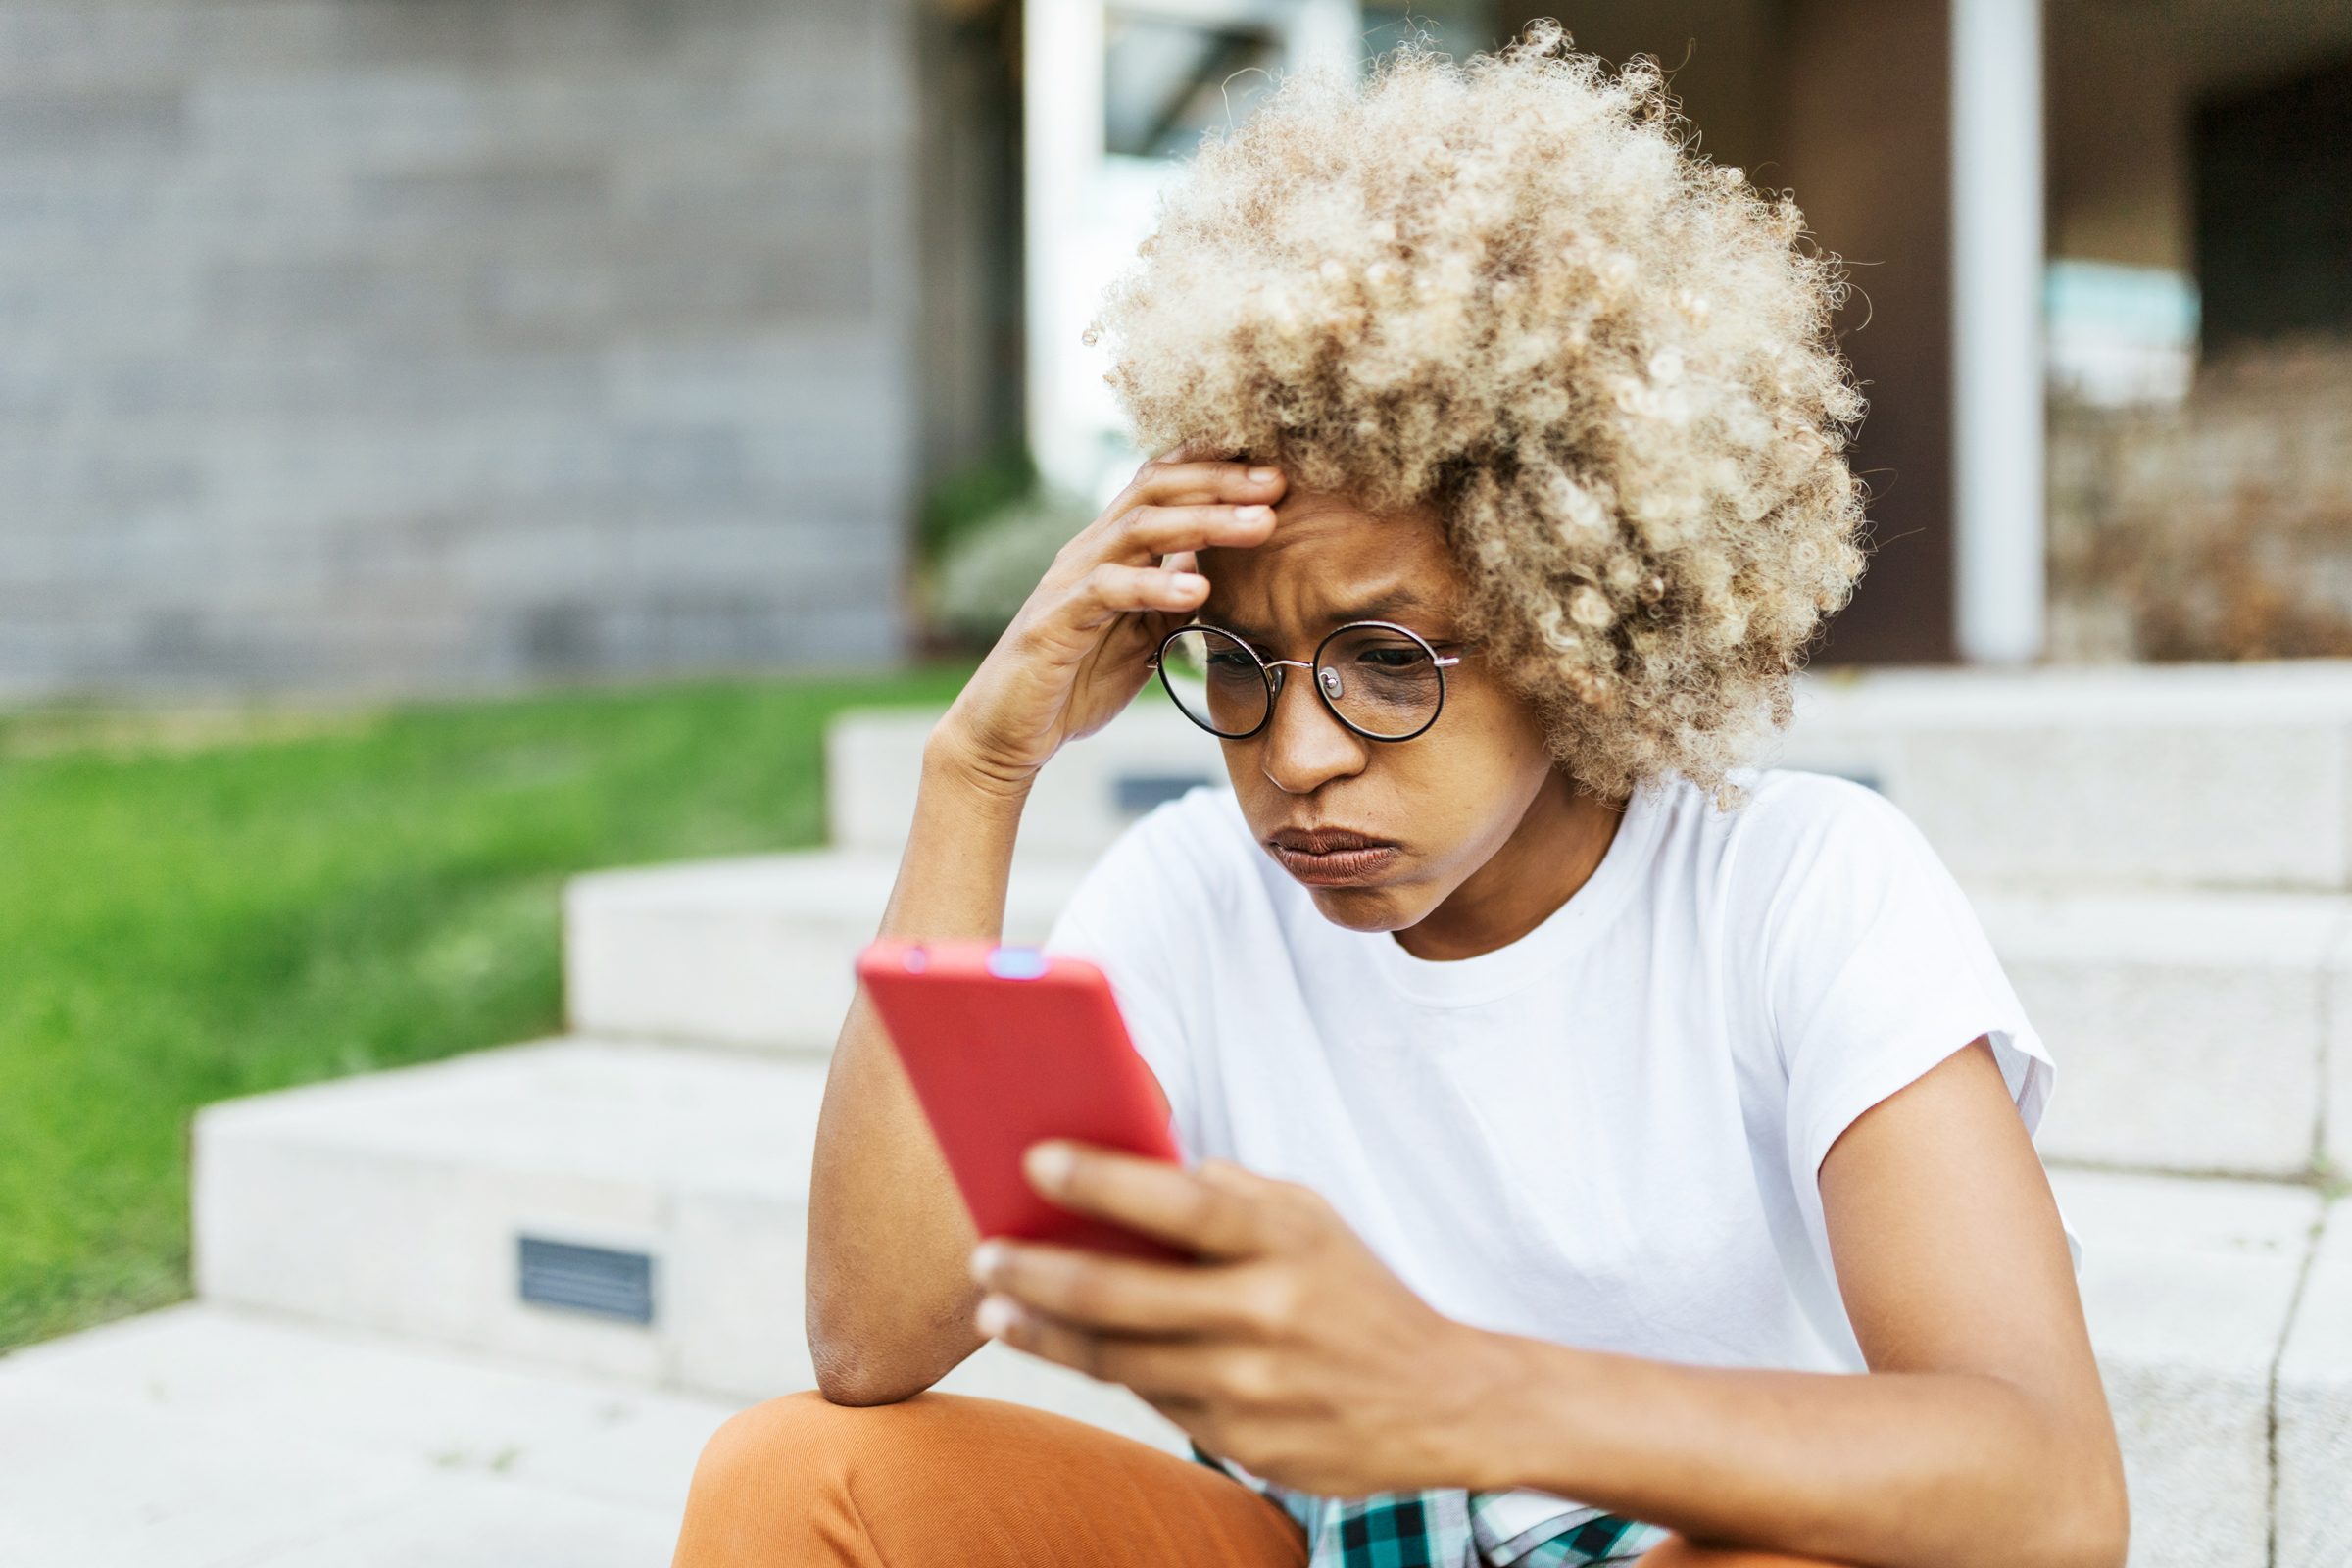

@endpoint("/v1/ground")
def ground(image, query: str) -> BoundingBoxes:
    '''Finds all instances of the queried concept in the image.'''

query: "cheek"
[1448,683,1553,775]
[1430,693,1544,780]
[1417,718,1558,844]
[1390,748,1510,848]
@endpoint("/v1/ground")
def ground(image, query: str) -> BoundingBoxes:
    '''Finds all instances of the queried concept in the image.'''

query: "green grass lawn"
[0,662,979,1353]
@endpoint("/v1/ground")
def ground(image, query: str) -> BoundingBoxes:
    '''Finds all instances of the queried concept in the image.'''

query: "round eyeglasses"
[1146,619,1473,742]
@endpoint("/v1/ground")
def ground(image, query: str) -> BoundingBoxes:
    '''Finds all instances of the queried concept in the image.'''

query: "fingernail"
[1234,505,1271,520]
[1249,466,1278,482]
[976,1295,1019,1337]
[1026,1141,1077,1188]
[970,1240,1005,1282]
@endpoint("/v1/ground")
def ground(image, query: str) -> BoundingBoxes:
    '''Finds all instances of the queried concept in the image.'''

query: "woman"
[671,23,2126,1568]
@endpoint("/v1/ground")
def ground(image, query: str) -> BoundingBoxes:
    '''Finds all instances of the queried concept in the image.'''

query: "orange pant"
[666,1388,1844,1568]
[668,1387,1311,1567]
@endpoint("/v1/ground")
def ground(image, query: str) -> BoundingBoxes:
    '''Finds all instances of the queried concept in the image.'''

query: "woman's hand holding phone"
[930,445,1284,795]
[966,1138,1505,1499]
[855,938,1189,1263]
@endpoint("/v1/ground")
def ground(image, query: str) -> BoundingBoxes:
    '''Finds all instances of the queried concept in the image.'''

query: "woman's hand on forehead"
[1150,440,1284,506]
[1140,445,1283,586]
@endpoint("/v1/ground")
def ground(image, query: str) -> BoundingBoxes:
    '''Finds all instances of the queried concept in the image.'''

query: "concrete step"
[1977,888,2352,1177]
[562,850,1087,1051]
[1776,662,2352,893]
[2053,1167,2336,1567]
[0,1298,739,1567]
[2280,1209,2352,1563]
[189,1036,1189,1457]
[824,694,1224,861]
[825,662,2352,890]
[564,844,2352,1179]
[186,1037,2347,1567]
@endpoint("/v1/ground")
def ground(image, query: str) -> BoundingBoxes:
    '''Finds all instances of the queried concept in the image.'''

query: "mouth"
[1264,827,1401,886]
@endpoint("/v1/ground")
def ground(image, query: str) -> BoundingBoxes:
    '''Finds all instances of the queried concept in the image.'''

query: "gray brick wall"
[0,0,918,699]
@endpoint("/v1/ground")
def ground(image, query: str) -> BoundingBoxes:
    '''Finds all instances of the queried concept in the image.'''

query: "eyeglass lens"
[1158,625,1443,740]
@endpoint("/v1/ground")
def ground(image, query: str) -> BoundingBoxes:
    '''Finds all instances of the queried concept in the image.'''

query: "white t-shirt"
[1039,767,2079,1392]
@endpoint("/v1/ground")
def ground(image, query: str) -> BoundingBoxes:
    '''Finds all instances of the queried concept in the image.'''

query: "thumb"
[1197,1156,1272,1191]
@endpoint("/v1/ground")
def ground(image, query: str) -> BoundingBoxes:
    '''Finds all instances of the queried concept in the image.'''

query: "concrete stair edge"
[815,673,2352,889]
[559,844,2352,1179]
[184,1035,2350,1568]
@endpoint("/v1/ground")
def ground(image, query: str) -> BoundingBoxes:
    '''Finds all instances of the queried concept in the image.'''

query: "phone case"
[854,937,1193,1263]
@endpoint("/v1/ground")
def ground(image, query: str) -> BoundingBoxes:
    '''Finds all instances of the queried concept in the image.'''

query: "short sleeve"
[1037,791,1220,1164]
[1741,775,2082,1278]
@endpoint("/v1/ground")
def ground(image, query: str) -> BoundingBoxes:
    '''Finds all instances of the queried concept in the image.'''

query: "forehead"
[1198,492,1456,636]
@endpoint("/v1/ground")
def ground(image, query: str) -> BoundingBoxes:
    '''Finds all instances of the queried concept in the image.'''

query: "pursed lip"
[1266,826,1396,854]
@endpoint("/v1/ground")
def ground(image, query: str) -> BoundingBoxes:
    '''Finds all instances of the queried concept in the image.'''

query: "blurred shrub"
[2084,494,2352,661]
[917,441,1038,564]
[924,483,1100,649]
[2047,332,2352,662]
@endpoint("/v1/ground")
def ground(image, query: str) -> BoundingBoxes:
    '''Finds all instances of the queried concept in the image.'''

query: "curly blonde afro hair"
[1083,20,1870,803]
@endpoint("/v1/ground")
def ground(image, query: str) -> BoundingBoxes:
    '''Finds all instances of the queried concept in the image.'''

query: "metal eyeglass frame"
[1144,618,1474,743]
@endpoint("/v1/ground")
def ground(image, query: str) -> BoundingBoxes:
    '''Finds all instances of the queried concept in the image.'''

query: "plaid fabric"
[1189,1442,1670,1567]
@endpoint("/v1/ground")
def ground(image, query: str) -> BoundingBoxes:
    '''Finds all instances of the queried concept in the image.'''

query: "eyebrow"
[1209,586,1434,644]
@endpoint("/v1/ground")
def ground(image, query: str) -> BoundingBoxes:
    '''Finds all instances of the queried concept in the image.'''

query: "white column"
[1289,0,1362,74]
[1024,0,1108,496]
[1950,0,2046,663]
[1025,0,1363,503]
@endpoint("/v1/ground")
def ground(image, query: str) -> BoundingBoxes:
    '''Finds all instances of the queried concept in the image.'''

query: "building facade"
[0,0,931,699]
[4,0,2343,696]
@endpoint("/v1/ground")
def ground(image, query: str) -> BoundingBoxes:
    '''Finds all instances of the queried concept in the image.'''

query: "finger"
[971,1237,1270,1336]
[1116,502,1275,563]
[1063,560,1210,630]
[1159,548,1199,576]
[1152,437,1229,468]
[978,1295,1223,1400]
[1144,1389,1212,1423]
[1125,456,1285,511]
[1024,1140,1272,1259]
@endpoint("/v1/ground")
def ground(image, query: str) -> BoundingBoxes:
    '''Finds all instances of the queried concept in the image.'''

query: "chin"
[1305,884,1417,932]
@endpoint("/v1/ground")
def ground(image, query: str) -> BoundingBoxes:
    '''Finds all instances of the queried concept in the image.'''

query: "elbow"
[809,1337,926,1406]
[2067,1479,2130,1568]
[2039,1506,2128,1568]
[812,1364,909,1407]
[806,1312,956,1407]
[1979,1363,2129,1568]
[2032,1432,2130,1568]
[803,1266,981,1406]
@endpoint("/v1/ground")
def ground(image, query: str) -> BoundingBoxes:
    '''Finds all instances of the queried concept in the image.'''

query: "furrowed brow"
[1212,587,1430,643]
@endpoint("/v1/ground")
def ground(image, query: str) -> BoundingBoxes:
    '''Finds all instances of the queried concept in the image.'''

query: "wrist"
[921,722,1036,810]
[1446,1327,1588,1494]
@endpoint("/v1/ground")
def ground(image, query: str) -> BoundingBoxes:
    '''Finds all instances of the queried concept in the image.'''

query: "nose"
[1252,661,1367,793]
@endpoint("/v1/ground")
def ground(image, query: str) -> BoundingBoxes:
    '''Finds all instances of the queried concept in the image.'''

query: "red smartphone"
[854,937,1193,1264]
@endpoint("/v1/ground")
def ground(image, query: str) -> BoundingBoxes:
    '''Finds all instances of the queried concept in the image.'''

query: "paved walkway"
[0,1301,740,1568]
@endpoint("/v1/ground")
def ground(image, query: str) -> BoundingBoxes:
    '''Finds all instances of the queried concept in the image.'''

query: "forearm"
[1457,1328,2123,1568]
[804,727,1033,1402]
